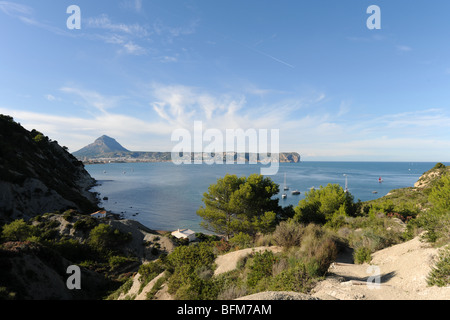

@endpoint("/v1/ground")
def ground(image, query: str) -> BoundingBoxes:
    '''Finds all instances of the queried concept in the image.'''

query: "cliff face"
[0,115,99,222]
[279,152,301,163]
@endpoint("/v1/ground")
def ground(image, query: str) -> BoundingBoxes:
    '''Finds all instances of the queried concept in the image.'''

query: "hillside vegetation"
[0,115,98,223]
[0,210,176,299]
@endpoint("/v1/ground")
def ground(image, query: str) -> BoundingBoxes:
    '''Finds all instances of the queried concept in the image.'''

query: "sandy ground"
[311,236,450,300]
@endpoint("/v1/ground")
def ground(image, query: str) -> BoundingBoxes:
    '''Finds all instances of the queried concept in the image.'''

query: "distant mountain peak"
[95,135,128,149]
[73,135,130,158]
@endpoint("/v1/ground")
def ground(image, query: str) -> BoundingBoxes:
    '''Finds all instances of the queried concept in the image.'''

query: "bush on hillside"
[427,247,450,287]
[88,224,131,250]
[1,219,36,242]
[354,246,372,264]
[418,174,450,244]
[272,220,303,248]
[229,232,254,249]
[293,184,358,225]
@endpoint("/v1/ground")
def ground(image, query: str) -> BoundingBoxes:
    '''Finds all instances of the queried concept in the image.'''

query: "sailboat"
[283,173,289,191]
[378,177,383,183]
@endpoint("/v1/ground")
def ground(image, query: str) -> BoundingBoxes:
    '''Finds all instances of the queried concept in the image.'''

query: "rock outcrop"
[0,115,99,222]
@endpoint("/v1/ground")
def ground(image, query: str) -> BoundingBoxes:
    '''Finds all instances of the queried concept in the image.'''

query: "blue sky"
[1,0,450,161]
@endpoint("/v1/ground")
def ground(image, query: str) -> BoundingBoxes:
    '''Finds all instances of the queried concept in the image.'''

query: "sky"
[1,0,450,161]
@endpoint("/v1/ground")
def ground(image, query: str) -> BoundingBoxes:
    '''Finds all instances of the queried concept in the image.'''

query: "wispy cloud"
[45,94,59,102]
[0,1,33,16]
[121,41,147,55]
[0,3,193,57]
[120,0,143,13]
[0,1,69,36]
[86,14,149,37]
[85,14,197,56]
[396,45,412,52]
[152,19,198,44]
[60,87,123,113]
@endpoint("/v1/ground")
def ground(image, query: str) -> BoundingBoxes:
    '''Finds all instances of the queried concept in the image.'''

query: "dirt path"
[311,236,450,300]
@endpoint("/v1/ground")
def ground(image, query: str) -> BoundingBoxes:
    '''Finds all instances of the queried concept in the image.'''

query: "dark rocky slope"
[0,115,99,223]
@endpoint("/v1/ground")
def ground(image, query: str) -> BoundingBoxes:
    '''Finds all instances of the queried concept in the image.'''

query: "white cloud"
[122,41,146,55]
[149,83,249,130]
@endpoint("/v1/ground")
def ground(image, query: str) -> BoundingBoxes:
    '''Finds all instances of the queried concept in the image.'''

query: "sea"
[85,161,447,233]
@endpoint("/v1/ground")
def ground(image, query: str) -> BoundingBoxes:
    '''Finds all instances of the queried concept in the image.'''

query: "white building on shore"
[90,210,107,219]
[171,228,196,242]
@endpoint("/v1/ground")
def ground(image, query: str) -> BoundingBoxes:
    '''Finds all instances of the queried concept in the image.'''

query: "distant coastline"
[78,152,301,165]
[73,135,301,165]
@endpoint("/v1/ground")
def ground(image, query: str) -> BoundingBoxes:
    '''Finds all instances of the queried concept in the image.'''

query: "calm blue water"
[85,162,446,232]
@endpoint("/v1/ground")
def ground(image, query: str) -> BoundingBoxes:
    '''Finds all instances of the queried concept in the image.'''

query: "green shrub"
[272,220,303,248]
[62,209,76,221]
[109,256,137,272]
[427,247,450,287]
[293,184,357,225]
[229,232,253,249]
[138,261,165,292]
[44,238,95,262]
[88,224,131,250]
[217,283,248,300]
[33,133,46,143]
[166,243,217,299]
[0,287,16,300]
[195,233,220,243]
[74,217,98,232]
[419,174,450,245]
[433,163,446,170]
[297,224,338,275]
[146,272,169,300]
[246,251,278,288]
[269,263,313,293]
[168,243,216,270]
[354,246,372,264]
[1,219,36,241]
[107,278,134,300]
